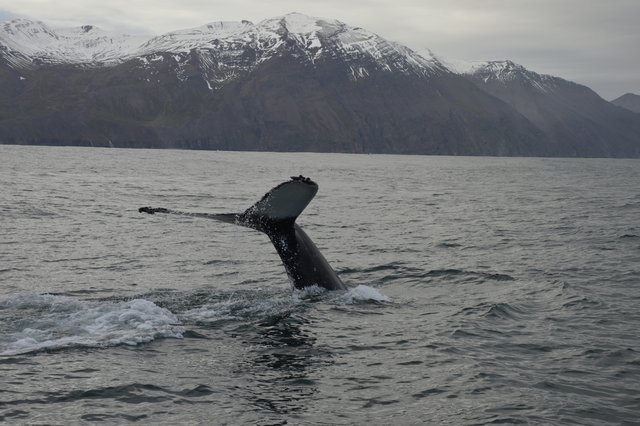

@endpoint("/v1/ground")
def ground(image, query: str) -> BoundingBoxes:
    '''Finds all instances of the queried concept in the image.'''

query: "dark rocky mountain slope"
[612,93,640,114]
[463,61,640,158]
[1,14,638,157]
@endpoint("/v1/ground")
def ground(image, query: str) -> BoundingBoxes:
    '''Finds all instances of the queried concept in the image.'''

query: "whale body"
[139,176,347,291]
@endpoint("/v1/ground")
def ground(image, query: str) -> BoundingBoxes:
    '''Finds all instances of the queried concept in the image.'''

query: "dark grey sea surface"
[1,145,639,425]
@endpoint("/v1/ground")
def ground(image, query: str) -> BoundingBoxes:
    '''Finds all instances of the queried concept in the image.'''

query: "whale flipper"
[139,176,346,291]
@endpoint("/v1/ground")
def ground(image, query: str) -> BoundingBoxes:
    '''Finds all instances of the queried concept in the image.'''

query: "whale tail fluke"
[138,176,346,291]
[237,176,318,230]
[138,176,317,230]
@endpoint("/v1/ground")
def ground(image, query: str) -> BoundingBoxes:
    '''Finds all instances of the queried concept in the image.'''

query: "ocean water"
[1,145,639,425]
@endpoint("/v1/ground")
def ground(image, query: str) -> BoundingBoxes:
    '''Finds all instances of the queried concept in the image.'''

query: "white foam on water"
[180,289,308,323]
[0,294,184,356]
[0,286,390,355]
[341,285,391,304]
[292,285,328,300]
[179,286,332,323]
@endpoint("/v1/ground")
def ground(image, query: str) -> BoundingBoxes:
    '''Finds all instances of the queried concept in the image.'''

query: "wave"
[423,269,515,282]
[340,262,418,274]
[0,283,392,355]
[483,302,528,320]
[619,201,640,209]
[456,301,529,320]
[438,242,463,248]
[179,285,391,324]
[0,294,183,356]
[340,263,514,284]
[0,382,215,408]
[561,296,602,310]
[619,234,638,239]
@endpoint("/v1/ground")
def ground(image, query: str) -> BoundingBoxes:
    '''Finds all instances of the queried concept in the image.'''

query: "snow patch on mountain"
[458,60,562,93]
[432,56,481,75]
[0,18,147,67]
[0,13,447,86]
[428,52,565,94]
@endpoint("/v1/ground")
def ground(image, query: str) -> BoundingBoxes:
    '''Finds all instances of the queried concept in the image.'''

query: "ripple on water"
[344,263,516,286]
[483,302,529,320]
[2,148,640,425]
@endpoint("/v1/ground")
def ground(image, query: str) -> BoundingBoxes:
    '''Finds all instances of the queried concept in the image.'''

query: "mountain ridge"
[1,13,638,157]
[462,60,640,157]
[1,13,446,81]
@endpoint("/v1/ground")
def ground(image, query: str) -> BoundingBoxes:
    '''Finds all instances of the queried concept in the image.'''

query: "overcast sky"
[0,0,637,100]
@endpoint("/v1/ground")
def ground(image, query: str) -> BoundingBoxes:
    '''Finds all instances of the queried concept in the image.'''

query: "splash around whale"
[139,176,347,291]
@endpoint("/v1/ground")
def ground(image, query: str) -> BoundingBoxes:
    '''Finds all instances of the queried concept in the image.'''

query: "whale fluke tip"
[139,207,169,215]
[290,175,313,184]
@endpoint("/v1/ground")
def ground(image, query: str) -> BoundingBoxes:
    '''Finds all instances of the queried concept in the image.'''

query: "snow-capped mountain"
[427,54,563,93]
[0,13,638,157]
[460,60,561,92]
[0,19,146,67]
[1,13,446,86]
[461,60,640,156]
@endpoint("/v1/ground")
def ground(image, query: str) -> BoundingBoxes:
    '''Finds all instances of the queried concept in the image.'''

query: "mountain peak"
[615,92,638,99]
[472,60,528,76]
[464,60,562,93]
[611,92,640,113]
[266,12,340,28]
[278,11,328,25]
